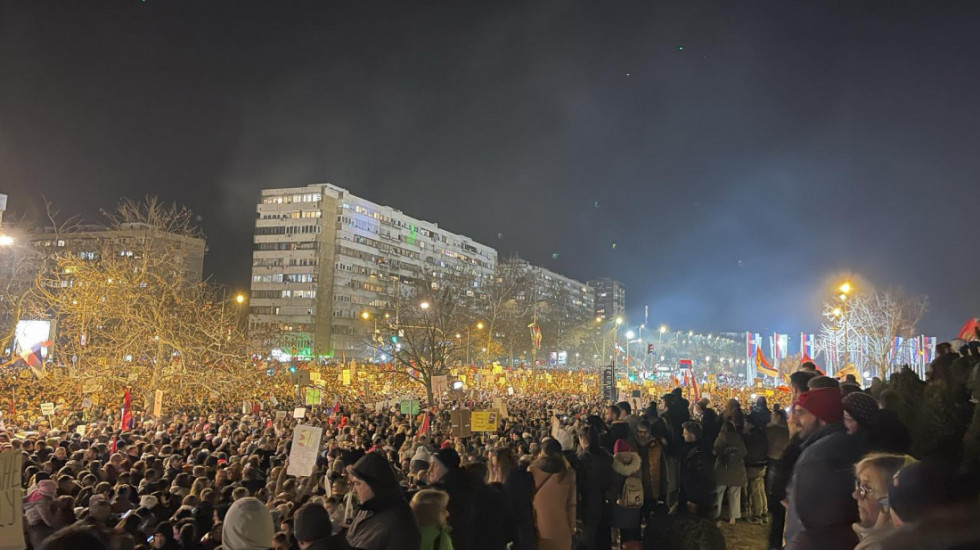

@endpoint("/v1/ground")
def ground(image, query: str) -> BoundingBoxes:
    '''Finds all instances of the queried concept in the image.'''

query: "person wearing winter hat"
[150,521,181,550]
[222,497,275,550]
[410,446,431,475]
[347,452,420,550]
[842,392,879,437]
[293,502,333,550]
[428,447,475,550]
[783,388,868,550]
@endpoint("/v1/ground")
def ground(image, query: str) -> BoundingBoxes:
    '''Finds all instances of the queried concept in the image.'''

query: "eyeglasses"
[854,480,875,500]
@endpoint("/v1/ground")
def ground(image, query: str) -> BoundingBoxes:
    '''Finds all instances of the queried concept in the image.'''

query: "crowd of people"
[4,340,980,550]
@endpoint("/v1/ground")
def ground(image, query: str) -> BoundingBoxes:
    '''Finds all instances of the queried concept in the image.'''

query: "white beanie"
[222,497,275,550]
[411,446,431,464]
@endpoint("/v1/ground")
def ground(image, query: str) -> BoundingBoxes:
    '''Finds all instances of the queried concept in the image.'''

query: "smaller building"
[25,223,206,283]
[588,277,626,321]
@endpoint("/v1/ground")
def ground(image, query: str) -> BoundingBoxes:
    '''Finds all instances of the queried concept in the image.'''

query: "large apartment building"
[589,277,626,321]
[514,259,594,322]
[248,184,497,358]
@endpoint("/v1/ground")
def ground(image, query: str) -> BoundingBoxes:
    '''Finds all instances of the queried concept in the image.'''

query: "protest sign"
[400,399,420,415]
[471,410,499,432]
[292,407,307,419]
[493,398,508,418]
[275,411,287,421]
[0,448,25,550]
[286,424,323,477]
[75,425,86,437]
[431,375,449,395]
[40,403,54,416]
[342,369,351,386]
[305,388,321,406]
[153,390,163,417]
[450,409,472,438]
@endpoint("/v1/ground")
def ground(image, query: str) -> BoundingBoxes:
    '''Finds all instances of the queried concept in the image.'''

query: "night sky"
[2,1,977,337]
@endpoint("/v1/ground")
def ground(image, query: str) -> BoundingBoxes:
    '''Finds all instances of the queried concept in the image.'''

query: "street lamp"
[419,301,430,310]
[235,293,246,304]
[838,281,853,369]
[659,325,668,345]
[0,235,13,247]
[360,311,379,362]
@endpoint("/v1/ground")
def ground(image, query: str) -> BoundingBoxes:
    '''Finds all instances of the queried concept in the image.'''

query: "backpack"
[617,475,644,509]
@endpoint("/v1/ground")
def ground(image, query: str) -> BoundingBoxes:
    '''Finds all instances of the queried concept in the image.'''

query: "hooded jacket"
[608,451,642,502]
[347,453,420,550]
[784,422,866,550]
[222,497,275,550]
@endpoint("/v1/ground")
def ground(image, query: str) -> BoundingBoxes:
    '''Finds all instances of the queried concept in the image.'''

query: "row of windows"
[262,193,321,205]
[251,273,317,284]
[255,225,321,235]
[252,290,318,299]
[259,211,322,220]
[255,242,319,251]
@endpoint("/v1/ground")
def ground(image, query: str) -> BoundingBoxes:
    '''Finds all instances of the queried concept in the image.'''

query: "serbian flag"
[756,348,778,377]
[800,333,815,358]
[19,340,51,378]
[418,412,430,436]
[119,388,132,431]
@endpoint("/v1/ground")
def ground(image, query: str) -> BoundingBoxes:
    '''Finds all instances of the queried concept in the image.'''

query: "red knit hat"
[794,387,843,424]
[613,439,632,454]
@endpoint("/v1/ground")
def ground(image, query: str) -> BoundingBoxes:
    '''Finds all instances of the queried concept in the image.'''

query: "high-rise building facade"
[248,184,497,358]
[514,259,594,321]
[589,277,626,321]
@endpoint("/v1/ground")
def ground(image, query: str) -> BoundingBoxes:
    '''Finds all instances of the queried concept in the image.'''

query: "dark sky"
[1,1,977,337]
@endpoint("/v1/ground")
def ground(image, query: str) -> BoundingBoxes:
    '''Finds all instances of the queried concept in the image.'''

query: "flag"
[800,333,815,358]
[528,323,542,350]
[756,348,778,377]
[120,388,132,432]
[746,332,760,361]
[418,412,430,436]
[771,334,788,362]
[957,318,980,342]
[19,340,51,378]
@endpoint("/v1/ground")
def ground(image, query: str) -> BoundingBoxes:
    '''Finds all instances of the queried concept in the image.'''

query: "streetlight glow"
[361,311,370,320]
[0,235,13,246]
[476,322,485,330]
[839,282,852,295]
[626,330,635,340]
[235,293,246,304]
[615,317,624,325]
[419,301,430,310]
[659,325,668,334]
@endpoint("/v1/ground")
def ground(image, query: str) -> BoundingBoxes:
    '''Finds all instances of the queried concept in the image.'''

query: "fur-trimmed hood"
[611,451,641,476]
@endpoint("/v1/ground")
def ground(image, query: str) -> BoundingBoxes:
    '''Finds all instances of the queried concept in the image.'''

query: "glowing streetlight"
[476,322,485,330]
[0,235,13,246]
[360,311,371,320]
[419,301,430,310]
[626,330,635,340]
[235,293,246,304]
[659,325,668,334]
[839,282,852,295]
[615,317,624,326]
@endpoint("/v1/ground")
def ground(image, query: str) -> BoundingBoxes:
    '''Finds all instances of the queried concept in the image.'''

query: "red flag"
[120,388,132,431]
[418,412,430,436]
[691,372,700,401]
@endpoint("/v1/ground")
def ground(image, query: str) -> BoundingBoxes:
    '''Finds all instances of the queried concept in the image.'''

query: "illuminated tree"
[23,198,256,405]
[365,273,474,405]
[817,288,927,379]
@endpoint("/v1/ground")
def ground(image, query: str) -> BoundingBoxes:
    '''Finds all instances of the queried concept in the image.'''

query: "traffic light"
[647,343,654,353]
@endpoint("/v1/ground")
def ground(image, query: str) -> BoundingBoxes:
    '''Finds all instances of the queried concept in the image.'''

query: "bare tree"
[366,273,475,405]
[23,198,254,405]
[817,288,928,379]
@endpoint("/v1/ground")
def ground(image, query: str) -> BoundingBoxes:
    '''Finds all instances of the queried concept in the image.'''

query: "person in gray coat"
[713,421,746,524]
